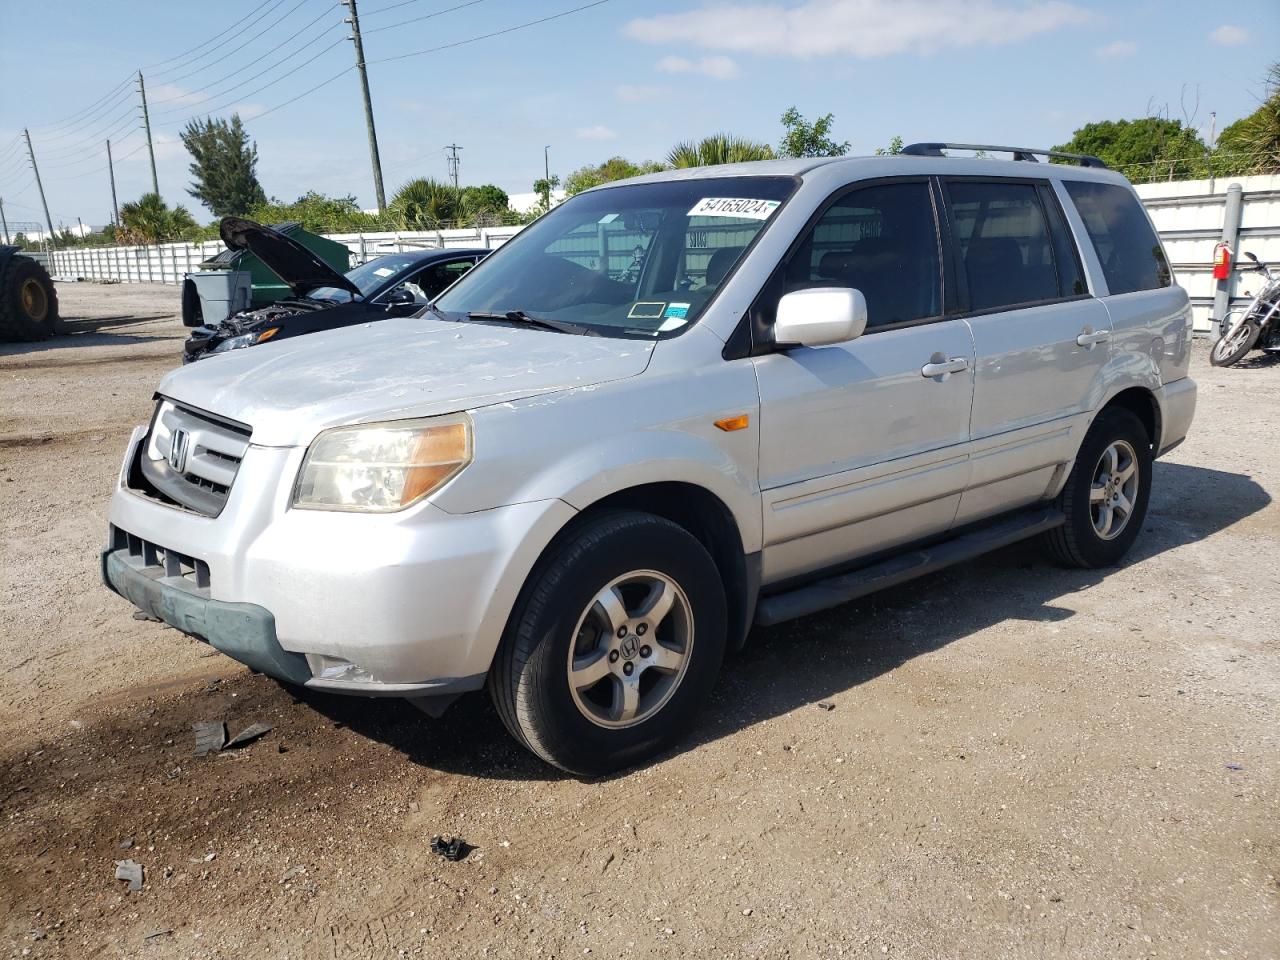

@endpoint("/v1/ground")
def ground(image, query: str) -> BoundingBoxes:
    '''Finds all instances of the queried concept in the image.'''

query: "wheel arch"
[1098,385,1162,451]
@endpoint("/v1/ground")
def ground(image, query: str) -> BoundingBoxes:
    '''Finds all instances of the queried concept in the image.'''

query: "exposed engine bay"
[183,299,334,363]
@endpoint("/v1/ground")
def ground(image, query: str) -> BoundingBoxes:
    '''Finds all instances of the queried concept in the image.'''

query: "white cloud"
[1095,40,1136,59]
[614,84,672,103]
[624,0,1092,59]
[575,125,618,140]
[656,54,740,79]
[1209,24,1248,46]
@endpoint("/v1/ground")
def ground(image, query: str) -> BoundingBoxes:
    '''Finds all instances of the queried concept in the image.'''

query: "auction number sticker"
[687,197,780,220]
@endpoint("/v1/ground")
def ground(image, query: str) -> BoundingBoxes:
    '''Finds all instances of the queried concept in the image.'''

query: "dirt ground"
[1,282,1276,960]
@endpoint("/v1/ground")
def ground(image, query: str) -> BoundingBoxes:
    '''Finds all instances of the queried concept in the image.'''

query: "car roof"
[597,154,1131,190]
[369,247,489,263]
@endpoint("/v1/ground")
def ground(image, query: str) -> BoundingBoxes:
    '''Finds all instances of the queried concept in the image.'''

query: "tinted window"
[1040,186,1087,297]
[947,181,1060,311]
[1064,180,1171,295]
[436,176,797,338]
[784,181,941,327]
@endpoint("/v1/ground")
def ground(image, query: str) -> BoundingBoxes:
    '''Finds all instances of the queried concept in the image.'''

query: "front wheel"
[489,511,726,775]
[1210,316,1260,367]
[1043,408,1153,568]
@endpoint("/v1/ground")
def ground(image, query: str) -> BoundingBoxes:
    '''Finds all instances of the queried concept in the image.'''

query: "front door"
[753,179,976,584]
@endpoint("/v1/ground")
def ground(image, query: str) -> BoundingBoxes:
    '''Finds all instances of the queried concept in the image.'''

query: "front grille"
[130,400,252,517]
[109,525,211,595]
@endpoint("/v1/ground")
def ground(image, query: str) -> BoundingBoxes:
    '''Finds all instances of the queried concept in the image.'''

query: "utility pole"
[22,129,55,246]
[106,139,120,226]
[342,0,387,212]
[445,143,462,193]
[0,198,10,245]
[543,144,551,208]
[137,71,159,196]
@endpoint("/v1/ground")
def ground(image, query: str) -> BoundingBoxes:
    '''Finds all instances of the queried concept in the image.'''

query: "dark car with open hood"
[183,217,487,362]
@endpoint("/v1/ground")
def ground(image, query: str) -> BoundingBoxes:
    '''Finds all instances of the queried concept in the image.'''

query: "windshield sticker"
[664,302,690,320]
[598,213,620,224]
[687,197,780,220]
[372,267,394,277]
[628,301,666,320]
[658,316,688,332]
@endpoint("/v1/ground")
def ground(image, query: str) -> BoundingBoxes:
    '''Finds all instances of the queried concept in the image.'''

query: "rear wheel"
[1043,407,1152,568]
[0,255,60,342]
[1210,316,1260,367]
[489,511,726,775]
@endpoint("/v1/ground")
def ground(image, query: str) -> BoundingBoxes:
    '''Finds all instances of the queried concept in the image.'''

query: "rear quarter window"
[1063,181,1171,295]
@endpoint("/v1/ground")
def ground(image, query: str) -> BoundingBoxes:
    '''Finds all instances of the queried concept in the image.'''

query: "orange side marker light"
[714,414,750,432]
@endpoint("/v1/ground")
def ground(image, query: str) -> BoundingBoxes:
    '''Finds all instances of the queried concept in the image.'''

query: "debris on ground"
[118,838,134,850]
[192,721,227,756]
[430,835,471,862]
[114,859,143,892]
[143,929,173,941]
[225,722,273,749]
[1225,763,1244,771]
[131,610,162,622]
[816,701,836,712]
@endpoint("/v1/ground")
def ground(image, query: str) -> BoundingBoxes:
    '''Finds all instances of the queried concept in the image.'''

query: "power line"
[148,0,297,78]
[141,0,278,70]
[151,26,347,119]
[361,0,440,15]
[156,0,322,85]
[34,107,136,161]
[32,87,134,144]
[369,0,613,65]
[148,8,343,107]
[363,0,486,34]
[27,74,135,134]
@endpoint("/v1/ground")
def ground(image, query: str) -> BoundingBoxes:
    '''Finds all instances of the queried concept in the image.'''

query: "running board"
[754,509,1065,627]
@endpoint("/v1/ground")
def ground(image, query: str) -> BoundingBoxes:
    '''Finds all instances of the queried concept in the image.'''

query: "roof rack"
[899,142,1108,169]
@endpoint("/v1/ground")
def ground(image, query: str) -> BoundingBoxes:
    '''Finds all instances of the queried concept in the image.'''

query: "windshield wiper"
[467,310,600,337]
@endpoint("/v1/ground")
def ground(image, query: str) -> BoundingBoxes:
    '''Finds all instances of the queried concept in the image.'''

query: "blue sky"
[1,0,1276,231]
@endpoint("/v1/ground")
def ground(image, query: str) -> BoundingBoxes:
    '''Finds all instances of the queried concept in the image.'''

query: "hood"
[219,217,361,299]
[157,316,656,447]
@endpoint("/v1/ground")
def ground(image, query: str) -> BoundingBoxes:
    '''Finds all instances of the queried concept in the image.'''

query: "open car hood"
[219,217,362,299]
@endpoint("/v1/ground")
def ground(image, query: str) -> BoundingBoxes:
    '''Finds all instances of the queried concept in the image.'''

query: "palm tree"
[117,193,198,244]
[666,134,775,168]
[1216,62,1280,174]
[390,178,460,229]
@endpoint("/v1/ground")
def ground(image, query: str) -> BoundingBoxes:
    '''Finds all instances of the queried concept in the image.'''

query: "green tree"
[531,174,561,216]
[1054,118,1208,182]
[181,114,267,216]
[248,191,391,233]
[459,184,516,225]
[1215,62,1280,174]
[777,107,850,158]
[118,193,198,244]
[390,178,460,229]
[666,134,774,168]
[564,156,666,195]
[874,135,904,156]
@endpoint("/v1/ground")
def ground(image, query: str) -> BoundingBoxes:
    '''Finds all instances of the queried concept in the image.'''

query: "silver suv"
[104,144,1197,774]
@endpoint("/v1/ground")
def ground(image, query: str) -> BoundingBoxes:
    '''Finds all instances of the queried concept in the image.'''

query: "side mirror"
[386,288,416,308]
[773,287,868,349]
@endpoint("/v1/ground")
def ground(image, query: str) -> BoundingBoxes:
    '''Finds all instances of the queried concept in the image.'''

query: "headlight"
[210,327,280,354]
[293,415,472,512]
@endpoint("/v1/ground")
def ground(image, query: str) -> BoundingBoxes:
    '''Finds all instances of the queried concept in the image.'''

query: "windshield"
[309,255,424,301]
[435,176,797,337]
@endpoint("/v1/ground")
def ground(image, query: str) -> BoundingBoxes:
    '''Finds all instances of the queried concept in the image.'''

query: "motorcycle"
[1210,251,1280,367]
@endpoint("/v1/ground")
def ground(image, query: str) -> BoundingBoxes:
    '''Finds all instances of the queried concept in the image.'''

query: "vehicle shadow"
[0,315,178,357]
[289,460,1271,783]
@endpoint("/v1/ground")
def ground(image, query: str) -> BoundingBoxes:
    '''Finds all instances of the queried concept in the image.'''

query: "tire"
[489,511,727,775]
[0,255,60,342]
[1043,407,1153,568]
[1210,316,1260,367]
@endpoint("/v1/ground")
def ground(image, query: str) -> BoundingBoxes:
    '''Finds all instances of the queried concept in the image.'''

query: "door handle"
[921,356,969,379]
[1076,328,1110,348]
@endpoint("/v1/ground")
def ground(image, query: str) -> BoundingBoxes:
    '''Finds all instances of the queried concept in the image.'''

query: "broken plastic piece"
[430,835,470,862]
[192,721,227,756]
[114,859,144,892]
[816,701,836,712]
[225,722,273,749]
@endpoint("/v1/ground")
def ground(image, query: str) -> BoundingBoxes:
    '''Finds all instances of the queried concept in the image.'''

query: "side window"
[785,181,941,327]
[1039,186,1087,297]
[1063,180,1171,295]
[413,259,476,300]
[946,180,1060,311]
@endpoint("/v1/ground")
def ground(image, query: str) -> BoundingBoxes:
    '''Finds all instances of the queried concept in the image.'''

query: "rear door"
[940,177,1112,525]
[752,178,976,583]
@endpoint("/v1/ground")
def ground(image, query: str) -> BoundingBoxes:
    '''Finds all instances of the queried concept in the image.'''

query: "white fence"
[1136,174,1280,333]
[47,176,1280,336]
[47,225,523,288]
